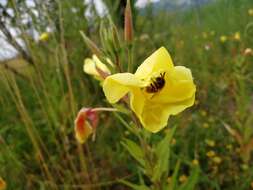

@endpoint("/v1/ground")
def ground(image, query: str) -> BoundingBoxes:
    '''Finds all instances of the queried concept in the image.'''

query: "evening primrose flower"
[84,55,112,80]
[103,47,196,132]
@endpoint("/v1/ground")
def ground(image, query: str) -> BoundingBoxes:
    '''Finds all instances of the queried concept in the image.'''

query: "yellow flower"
[39,32,49,42]
[233,32,240,41]
[205,139,216,147]
[220,35,227,43]
[248,9,253,16]
[0,177,6,190]
[103,47,196,132]
[212,156,222,164]
[206,150,215,157]
[202,123,209,129]
[179,175,188,183]
[192,159,199,166]
[84,55,112,80]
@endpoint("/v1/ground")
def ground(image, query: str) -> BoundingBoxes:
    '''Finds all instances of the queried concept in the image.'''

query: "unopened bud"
[80,31,102,57]
[74,108,98,144]
[124,0,133,43]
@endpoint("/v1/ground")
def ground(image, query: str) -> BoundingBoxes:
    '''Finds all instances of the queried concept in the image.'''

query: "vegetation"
[0,0,253,189]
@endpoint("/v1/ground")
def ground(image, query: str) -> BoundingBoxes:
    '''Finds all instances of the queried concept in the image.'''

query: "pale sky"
[0,0,160,60]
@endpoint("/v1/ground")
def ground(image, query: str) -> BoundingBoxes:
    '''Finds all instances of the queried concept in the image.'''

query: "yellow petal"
[135,47,174,80]
[92,55,111,74]
[150,66,196,103]
[140,94,195,133]
[103,73,146,104]
[130,88,145,117]
[83,55,110,79]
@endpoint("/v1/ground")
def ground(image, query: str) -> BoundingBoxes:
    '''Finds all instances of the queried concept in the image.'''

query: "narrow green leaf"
[119,179,149,190]
[121,138,145,166]
[153,126,177,181]
[168,160,181,190]
[178,166,200,190]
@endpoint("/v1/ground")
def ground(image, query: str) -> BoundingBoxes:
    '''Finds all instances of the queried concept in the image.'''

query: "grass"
[0,0,253,189]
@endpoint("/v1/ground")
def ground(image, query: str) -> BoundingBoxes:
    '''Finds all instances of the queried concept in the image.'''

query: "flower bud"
[74,108,98,144]
[124,0,133,43]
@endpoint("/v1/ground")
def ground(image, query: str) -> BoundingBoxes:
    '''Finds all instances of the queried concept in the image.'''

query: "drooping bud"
[74,108,98,144]
[124,0,133,43]
[74,107,117,144]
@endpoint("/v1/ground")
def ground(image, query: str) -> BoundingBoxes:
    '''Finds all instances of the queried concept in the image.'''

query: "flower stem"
[127,44,133,72]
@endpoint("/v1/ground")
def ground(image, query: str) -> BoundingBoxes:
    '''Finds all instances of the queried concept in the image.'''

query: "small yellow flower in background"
[0,177,6,190]
[84,55,112,80]
[192,159,199,166]
[212,156,222,164]
[205,139,216,147]
[103,47,196,132]
[233,32,240,41]
[206,150,216,157]
[248,9,253,16]
[241,164,249,171]
[200,110,207,117]
[226,144,233,150]
[74,108,98,144]
[202,32,208,39]
[171,138,176,145]
[179,174,188,183]
[39,32,49,42]
[220,35,227,43]
[202,123,209,129]
[251,181,253,188]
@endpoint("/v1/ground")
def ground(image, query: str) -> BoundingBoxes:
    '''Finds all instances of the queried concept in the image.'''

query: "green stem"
[127,44,133,72]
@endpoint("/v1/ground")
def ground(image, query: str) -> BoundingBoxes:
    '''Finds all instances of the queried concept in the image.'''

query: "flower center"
[145,72,166,93]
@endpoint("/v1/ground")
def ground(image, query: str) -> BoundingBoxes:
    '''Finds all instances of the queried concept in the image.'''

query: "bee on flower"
[103,47,196,132]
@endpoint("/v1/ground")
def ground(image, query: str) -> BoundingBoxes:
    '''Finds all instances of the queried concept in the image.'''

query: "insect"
[145,72,166,93]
